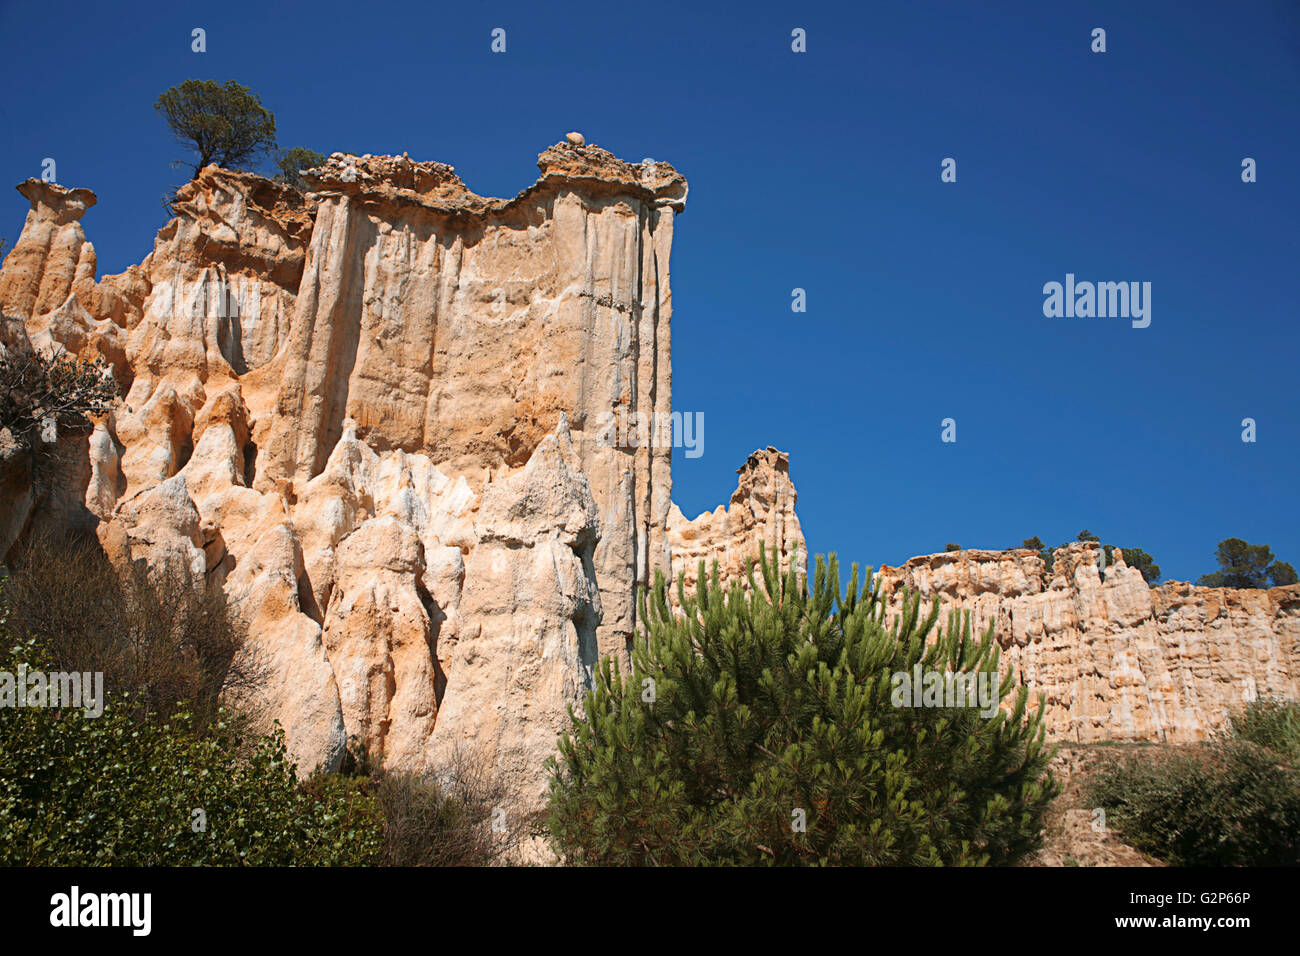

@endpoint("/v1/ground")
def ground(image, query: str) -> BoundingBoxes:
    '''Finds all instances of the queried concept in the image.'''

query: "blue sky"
[2,0,1297,583]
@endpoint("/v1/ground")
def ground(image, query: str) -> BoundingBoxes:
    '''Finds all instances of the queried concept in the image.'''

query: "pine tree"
[1199,538,1296,589]
[546,545,1057,865]
[1119,547,1161,584]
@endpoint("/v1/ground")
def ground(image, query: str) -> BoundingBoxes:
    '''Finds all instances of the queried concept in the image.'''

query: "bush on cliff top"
[155,79,278,176]
[546,546,1058,865]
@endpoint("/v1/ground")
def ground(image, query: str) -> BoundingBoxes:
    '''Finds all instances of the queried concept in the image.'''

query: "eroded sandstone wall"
[3,139,1297,820]
[876,544,1300,743]
[0,142,684,810]
[256,148,683,665]
[667,446,806,600]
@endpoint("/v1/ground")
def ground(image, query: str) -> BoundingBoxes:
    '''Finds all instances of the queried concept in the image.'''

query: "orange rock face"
[0,143,684,809]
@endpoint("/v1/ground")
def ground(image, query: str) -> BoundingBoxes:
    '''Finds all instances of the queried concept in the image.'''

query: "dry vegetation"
[2,529,256,726]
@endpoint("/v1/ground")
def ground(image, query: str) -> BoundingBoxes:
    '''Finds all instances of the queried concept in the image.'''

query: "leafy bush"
[275,147,327,191]
[0,556,375,865]
[1087,700,1300,866]
[0,349,116,453]
[0,630,382,866]
[547,546,1057,865]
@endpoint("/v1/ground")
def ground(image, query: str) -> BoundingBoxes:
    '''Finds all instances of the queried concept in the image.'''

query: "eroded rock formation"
[667,446,806,600]
[0,142,685,811]
[876,544,1300,743]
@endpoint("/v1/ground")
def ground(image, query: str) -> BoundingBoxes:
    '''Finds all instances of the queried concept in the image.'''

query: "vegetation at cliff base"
[4,532,250,727]
[0,539,519,866]
[0,562,378,865]
[1087,697,1300,866]
[546,546,1058,865]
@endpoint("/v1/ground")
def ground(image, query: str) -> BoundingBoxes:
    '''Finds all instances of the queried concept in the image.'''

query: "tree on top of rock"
[274,147,327,191]
[1272,562,1300,586]
[1199,538,1297,589]
[155,80,278,177]
[1118,547,1161,585]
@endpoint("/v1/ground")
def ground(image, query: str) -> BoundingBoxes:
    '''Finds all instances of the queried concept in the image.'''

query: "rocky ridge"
[876,545,1300,742]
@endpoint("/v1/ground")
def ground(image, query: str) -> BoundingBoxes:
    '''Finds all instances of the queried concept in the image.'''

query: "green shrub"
[1087,710,1300,867]
[0,564,382,866]
[547,546,1057,865]
[1231,696,1300,762]
[0,638,382,865]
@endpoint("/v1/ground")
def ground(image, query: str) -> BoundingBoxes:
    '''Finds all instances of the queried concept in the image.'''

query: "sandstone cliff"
[876,544,1300,743]
[0,142,685,809]
[667,446,806,600]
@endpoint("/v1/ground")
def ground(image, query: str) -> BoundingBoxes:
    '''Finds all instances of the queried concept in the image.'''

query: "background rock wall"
[875,544,1300,742]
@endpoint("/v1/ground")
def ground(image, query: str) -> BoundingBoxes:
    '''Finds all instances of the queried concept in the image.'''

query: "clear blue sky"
[2,0,1297,583]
